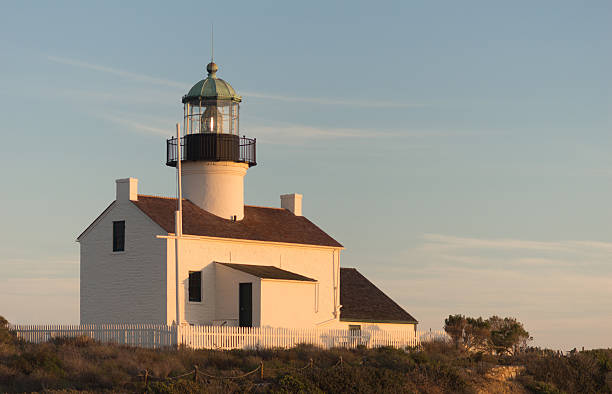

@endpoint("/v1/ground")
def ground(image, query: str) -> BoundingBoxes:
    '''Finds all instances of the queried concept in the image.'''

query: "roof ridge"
[138,194,178,200]
[137,197,284,210]
[245,205,286,210]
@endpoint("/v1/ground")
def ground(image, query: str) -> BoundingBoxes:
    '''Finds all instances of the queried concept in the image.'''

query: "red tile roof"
[217,263,317,282]
[132,195,342,248]
[340,268,417,324]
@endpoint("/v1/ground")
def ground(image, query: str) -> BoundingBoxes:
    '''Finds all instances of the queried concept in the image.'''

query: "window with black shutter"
[112,220,125,252]
[189,271,202,302]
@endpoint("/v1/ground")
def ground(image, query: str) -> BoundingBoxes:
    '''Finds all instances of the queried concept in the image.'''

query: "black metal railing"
[166,133,256,167]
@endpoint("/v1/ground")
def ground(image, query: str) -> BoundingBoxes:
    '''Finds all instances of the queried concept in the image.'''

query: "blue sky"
[0,1,610,349]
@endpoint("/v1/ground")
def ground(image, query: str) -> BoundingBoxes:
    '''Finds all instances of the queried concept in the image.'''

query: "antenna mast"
[175,123,182,324]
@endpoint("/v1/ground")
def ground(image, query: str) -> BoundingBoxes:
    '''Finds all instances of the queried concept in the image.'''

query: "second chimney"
[116,178,138,202]
[281,193,303,216]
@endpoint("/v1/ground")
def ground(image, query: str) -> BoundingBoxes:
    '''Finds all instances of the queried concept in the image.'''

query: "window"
[189,271,202,302]
[112,221,125,252]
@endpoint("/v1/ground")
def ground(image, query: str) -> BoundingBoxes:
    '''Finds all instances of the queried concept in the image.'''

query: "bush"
[515,348,611,393]
[0,316,16,344]
[444,314,531,354]
[488,316,531,354]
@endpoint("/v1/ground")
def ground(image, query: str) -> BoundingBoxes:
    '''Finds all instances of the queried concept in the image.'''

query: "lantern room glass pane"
[184,100,239,135]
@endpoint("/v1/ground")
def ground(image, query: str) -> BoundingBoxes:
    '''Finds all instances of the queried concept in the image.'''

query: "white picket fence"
[10,324,449,350]
[10,324,178,348]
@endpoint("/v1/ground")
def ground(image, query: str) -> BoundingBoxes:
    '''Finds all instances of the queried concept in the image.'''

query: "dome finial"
[206,62,218,77]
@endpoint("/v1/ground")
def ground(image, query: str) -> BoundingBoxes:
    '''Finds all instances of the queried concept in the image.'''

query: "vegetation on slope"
[1,316,611,393]
[444,314,531,354]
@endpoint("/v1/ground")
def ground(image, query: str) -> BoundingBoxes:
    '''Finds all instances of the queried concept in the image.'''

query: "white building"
[78,62,417,332]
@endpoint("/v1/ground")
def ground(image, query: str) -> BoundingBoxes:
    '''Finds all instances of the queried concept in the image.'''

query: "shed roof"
[132,195,342,248]
[217,263,317,282]
[340,268,417,324]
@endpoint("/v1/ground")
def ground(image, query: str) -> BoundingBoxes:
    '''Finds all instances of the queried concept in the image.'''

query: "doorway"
[239,282,252,327]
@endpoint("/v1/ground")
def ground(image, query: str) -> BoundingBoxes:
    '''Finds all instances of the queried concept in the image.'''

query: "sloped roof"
[340,268,417,324]
[217,263,317,282]
[132,195,342,248]
[183,62,241,103]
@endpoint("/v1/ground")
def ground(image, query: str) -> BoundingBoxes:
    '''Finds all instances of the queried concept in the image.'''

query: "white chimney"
[281,193,302,216]
[116,178,138,201]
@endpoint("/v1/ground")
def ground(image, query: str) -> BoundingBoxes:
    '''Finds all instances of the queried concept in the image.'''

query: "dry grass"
[1,319,611,393]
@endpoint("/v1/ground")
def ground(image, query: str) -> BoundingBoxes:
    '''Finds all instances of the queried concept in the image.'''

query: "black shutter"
[113,221,125,252]
[189,271,202,302]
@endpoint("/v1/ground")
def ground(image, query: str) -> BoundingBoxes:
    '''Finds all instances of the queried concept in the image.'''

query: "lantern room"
[183,62,240,135]
[166,62,256,167]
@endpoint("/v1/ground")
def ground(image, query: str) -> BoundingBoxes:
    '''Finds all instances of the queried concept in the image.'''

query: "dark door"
[239,283,253,327]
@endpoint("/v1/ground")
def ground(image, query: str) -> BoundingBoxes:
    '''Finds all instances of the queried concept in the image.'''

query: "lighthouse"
[166,62,256,220]
[78,61,417,332]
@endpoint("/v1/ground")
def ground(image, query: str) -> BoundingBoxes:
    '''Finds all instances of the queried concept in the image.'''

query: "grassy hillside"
[1,321,611,393]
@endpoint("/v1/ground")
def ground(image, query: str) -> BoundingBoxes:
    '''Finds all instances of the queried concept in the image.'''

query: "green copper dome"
[182,62,242,104]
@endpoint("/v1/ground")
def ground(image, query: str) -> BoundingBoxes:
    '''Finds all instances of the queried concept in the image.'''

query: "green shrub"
[444,314,531,354]
[274,373,322,393]
[516,348,610,393]
[0,316,16,345]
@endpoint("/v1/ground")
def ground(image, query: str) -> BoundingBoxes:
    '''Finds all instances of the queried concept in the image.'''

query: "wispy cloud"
[422,234,575,254]
[378,262,612,349]
[374,233,612,349]
[250,123,400,141]
[420,233,612,262]
[54,88,177,105]
[0,257,79,324]
[88,112,458,143]
[1,258,78,280]
[97,113,173,136]
[48,55,188,89]
[250,122,476,144]
[0,277,79,324]
[47,55,426,108]
[44,55,487,144]
[243,91,427,108]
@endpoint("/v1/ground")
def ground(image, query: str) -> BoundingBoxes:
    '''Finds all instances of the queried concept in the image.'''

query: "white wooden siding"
[79,199,167,324]
[166,236,340,327]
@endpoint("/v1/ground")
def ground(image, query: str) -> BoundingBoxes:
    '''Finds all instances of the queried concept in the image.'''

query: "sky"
[0,1,611,350]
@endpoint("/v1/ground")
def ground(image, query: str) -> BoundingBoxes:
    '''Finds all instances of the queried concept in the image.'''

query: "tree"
[464,317,490,352]
[487,316,531,354]
[0,316,15,344]
[444,314,467,348]
[444,314,531,354]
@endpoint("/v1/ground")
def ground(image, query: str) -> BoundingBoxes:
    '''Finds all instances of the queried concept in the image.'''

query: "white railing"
[10,324,449,350]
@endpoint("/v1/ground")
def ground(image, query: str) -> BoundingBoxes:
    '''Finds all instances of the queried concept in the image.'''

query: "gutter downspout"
[332,249,340,319]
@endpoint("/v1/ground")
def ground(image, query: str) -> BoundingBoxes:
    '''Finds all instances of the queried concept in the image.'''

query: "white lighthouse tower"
[166,62,256,220]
